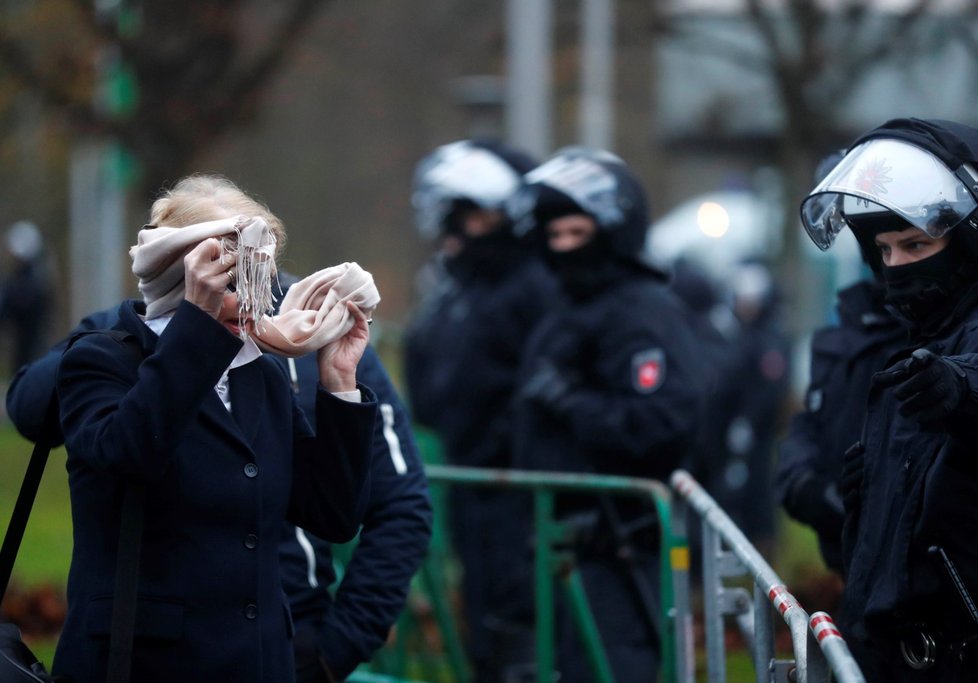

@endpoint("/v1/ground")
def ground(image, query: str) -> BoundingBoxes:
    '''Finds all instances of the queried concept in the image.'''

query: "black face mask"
[882,245,963,325]
[545,237,629,299]
[446,228,524,280]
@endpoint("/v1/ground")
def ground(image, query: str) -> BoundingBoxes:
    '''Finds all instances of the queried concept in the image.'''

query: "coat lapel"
[119,299,260,455]
[196,388,252,454]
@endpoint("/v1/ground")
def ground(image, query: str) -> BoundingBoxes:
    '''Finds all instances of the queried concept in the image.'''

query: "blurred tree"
[0,0,331,198]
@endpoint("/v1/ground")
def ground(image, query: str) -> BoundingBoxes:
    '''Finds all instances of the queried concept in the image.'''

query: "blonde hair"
[149,174,286,258]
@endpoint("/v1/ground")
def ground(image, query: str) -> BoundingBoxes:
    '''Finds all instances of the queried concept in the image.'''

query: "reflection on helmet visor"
[412,142,521,239]
[800,138,977,250]
[522,154,623,229]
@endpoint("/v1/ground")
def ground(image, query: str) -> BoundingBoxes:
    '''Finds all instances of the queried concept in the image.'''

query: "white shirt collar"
[144,312,262,412]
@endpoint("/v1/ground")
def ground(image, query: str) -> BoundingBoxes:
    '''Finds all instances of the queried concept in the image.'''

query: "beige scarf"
[130,216,380,357]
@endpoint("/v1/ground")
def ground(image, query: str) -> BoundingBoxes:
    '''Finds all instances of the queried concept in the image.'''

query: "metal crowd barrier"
[421,464,680,683]
[669,469,866,683]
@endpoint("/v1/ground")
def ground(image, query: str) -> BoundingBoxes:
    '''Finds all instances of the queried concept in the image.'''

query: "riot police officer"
[800,117,978,680]
[403,139,558,682]
[776,275,904,576]
[508,147,705,682]
[778,150,905,576]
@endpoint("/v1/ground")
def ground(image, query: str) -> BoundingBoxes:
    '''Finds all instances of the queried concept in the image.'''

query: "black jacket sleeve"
[278,347,432,677]
[6,308,117,444]
[317,351,433,678]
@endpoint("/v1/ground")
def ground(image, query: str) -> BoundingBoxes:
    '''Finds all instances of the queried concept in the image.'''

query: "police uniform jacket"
[405,253,559,468]
[843,284,978,643]
[512,263,703,509]
[278,346,433,679]
[51,299,376,683]
[776,279,904,573]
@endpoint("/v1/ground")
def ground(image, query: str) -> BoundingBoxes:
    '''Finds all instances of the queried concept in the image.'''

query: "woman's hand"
[184,238,230,319]
[317,302,370,392]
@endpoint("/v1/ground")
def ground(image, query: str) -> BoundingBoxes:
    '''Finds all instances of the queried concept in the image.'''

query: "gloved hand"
[872,348,968,423]
[521,359,576,416]
[839,441,864,516]
[785,473,844,540]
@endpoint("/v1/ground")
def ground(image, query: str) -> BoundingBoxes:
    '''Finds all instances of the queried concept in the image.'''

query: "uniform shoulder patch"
[632,348,666,394]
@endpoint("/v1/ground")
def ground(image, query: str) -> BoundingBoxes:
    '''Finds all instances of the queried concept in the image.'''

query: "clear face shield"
[411,142,521,240]
[509,148,625,237]
[800,138,978,250]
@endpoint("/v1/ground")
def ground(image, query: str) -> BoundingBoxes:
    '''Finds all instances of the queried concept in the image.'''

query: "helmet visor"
[412,142,521,239]
[512,152,624,234]
[800,138,977,250]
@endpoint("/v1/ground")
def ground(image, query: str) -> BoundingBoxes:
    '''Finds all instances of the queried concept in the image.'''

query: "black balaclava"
[531,186,631,299]
[881,227,978,334]
[544,231,626,299]
[443,200,525,281]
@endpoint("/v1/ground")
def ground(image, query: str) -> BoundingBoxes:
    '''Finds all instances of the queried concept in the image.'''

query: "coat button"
[245,604,258,619]
[244,534,258,549]
[244,463,259,478]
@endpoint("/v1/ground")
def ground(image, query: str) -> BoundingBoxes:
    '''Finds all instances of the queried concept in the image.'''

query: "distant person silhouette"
[0,221,52,372]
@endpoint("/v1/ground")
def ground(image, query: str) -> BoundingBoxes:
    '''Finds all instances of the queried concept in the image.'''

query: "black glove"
[839,441,864,516]
[785,473,844,540]
[521,359,576,416]
[872,348,968,423]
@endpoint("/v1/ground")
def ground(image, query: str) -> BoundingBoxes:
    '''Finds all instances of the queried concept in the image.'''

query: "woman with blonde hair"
[52,174,380,683]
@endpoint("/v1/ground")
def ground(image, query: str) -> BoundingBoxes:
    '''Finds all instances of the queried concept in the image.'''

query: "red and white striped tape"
[810,611,843,643]
[768,584,801,617]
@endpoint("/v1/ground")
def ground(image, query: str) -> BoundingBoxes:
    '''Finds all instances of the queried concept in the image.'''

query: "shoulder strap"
[0,392,60,602]
[1,327,144,683]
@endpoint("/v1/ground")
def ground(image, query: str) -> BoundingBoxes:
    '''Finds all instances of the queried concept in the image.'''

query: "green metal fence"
[359,461,683,683]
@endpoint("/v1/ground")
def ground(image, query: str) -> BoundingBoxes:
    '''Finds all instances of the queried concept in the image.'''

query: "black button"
[245,604,258,619]
[244,534,258,549]
[244,463,258,478]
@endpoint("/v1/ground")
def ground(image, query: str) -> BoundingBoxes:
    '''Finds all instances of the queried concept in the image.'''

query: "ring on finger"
[227,269,236,281]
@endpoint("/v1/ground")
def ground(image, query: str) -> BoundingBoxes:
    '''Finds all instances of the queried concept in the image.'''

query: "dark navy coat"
[776,280,904,573]
[278,348,432,679]
[843,285,978,644]
[404,254,559,468]
[511,263,703,683]
[7,304,431,681]
[50,300,375,683]
[404,251,559,680]
[512,265,704,504]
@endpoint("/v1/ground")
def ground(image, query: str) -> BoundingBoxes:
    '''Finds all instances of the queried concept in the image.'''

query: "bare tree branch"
[0,0,334,195]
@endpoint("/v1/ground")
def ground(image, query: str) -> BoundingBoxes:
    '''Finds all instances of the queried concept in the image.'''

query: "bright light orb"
[697,201,730,238]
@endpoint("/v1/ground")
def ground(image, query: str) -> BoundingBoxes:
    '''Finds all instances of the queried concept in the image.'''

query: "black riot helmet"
[800,118,978,254]
[508,146,650,264]
[801,118,978,328]
[411,139,538,240]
